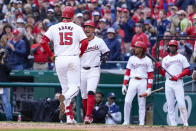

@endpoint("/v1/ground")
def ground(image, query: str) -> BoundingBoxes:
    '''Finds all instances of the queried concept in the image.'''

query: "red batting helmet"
[84,20,95,28]
[168,40,178,49]
[62,6,74,19]
[134,41,147,52]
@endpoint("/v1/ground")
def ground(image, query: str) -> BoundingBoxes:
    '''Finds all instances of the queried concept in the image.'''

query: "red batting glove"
[170,75,179,81]
[155,62,161,68]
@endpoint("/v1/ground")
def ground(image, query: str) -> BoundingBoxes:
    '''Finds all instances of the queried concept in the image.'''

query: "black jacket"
[92,102,108,123]
[0,63,11,82]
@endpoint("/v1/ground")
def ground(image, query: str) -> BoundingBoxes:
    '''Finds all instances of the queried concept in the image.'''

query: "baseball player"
[156,40,190,126]
[122,41,153,125]
[40,6,89,124]
[80,20,110,124]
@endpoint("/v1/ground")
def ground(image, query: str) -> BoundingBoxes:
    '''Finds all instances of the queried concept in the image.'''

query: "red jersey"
[31,43,49,62]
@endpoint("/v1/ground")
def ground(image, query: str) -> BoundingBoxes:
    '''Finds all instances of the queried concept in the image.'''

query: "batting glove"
[170,75,179,81]
[122,85,127,95]
[145,88,152,96]
[155,62,161,68]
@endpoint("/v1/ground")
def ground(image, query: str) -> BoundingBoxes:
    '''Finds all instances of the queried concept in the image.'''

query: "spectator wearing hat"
[54,3,62,22]
[157,10,171,36]
[96,18,107,39]
[105,92,122,125]
[0,24,13,48]
[74,13,84,26]
[23,3,32,15]
[177,10,192,33]
[82,10,91,21]
[130,23,149,50]
[104,27,121,61]
[145,8,157,27]
[6,29,27,70]
[167,5,179,34]
[115,7,123,24]
[92,92,108,124]
[144,19,157,49]
[103,9,114,26]
[151,31,171,60]
[46,8,58,26]
[31,34,49,70]
[92,11,100,28]
[178,32,193,61]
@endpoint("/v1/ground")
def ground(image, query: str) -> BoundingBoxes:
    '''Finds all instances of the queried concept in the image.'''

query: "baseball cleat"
[122,121,129,125]
[66,115,77,124]
[84,116,93,124]
[59,94,66,116]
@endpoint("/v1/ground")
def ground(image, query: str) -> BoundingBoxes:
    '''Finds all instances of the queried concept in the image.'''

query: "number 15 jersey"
[44,21,87,56]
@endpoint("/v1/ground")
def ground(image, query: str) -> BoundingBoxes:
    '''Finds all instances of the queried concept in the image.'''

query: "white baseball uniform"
[162,53,190,126]
[80,36,109,99]
[44,21,87,107]
[123,55,153,125]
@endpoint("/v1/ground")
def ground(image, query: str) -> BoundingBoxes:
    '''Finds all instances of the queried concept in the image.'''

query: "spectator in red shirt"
[31,34,49,70]
[186,18,196,49]
[130,23,149,50]
[151,31,171,60]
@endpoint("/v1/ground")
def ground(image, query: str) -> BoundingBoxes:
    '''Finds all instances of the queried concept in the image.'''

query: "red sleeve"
[159,67,166,76]
[148,72,153,88]
[80,38,88,57]
[123,68,131,85]
[178,68,191,78]
[40,35,54,57]
[160,0,164,9]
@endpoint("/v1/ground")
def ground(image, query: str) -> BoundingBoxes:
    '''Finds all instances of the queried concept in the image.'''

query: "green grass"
[0,129,86,131]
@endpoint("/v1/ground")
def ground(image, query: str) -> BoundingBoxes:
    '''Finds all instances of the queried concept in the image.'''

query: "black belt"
[83,66,99,70]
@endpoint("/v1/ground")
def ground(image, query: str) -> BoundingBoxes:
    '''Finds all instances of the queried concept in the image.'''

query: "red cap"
[91,0,98,3]
[62,6,74,19]
[105,9,111,13]
[122,8,129,13]
[84,20,95,28]
[12,29,19,35]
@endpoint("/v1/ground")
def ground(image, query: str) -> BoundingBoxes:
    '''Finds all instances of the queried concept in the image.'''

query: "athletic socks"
[65,104,73,119]
[86,95,95,117]
[82,99,87,114]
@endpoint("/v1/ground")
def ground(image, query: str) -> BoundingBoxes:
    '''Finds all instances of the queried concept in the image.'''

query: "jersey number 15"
[59,32,73,45]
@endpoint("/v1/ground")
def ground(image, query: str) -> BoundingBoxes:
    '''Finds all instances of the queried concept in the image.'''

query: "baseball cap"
[2,19,8,23]
[16,18,24,23]
[92,11,100,16]
[99,18,106,23]
[47,8,54,13]
[175,27,181,33]
[177,10,186,15]
[171,6,178,10]
[168,3,174,6]
[135,23,143,27]
[91,0,98,3]
[76,13,83,18]
[144,19,151,25]
[105,9,111,14]
[108,92,115,99]
[107,27,115,33]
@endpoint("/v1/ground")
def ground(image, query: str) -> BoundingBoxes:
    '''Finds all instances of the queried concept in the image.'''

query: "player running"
[40,6,88,124]
[80,20,110,124]
[156,40,190,126]
[122,41,153,125]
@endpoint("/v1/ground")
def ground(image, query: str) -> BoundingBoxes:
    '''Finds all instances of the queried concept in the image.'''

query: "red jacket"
[186,26,196,48]
[130,32,149,47]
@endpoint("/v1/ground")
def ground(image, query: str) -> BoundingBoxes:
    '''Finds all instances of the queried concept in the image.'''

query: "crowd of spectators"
[0,0,196,70]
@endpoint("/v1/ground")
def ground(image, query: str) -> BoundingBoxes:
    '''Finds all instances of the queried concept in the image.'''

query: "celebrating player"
[122,41,153,125]
[156,40,190,126]
[80,20,110,124]
[40,6,88,124]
